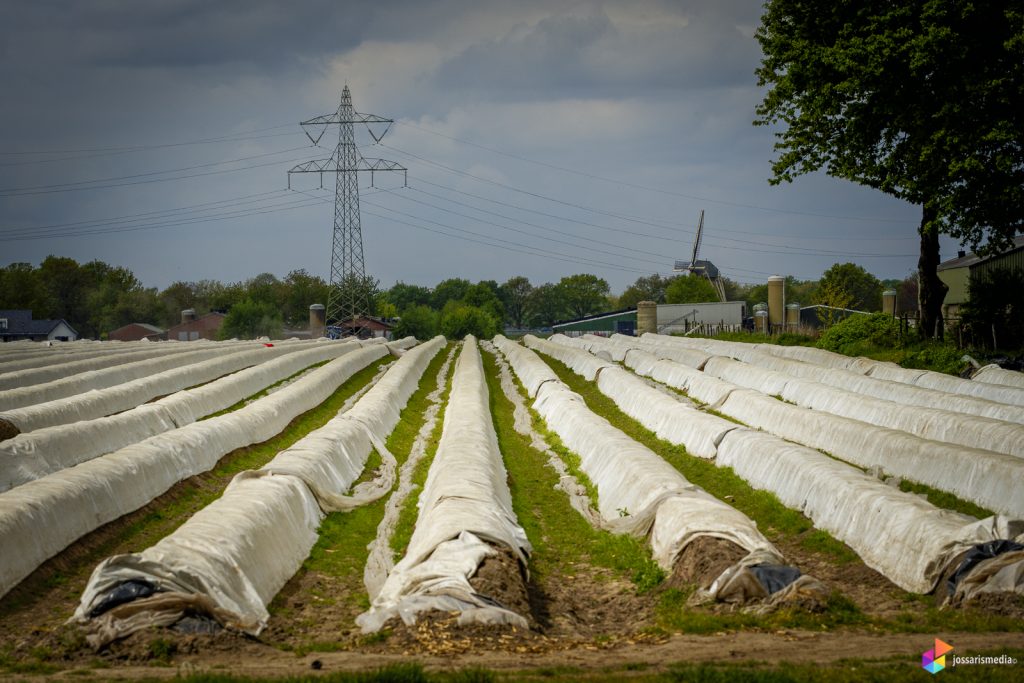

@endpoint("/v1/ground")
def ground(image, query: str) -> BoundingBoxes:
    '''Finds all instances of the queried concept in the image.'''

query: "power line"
[394,119,915,225]
[0,146,309,196]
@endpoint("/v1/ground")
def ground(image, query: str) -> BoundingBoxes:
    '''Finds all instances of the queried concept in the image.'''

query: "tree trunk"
[917,204,948,340]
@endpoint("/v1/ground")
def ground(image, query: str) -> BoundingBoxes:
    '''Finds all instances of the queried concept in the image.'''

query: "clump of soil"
[667,536,747,589]
[469,546,532,622]
[965,592,1024,619]
[0,417,19,441]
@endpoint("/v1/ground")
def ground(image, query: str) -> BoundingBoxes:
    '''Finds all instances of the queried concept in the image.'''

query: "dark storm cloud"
[435,1,764,99]
[2,0,373,70]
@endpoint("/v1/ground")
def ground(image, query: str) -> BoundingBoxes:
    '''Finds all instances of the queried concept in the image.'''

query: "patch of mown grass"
[538,354,858,565]
[279,343,453,617]
[0,355,394,619]
[480,349,665,593]
[201,360,330,419]
[390,345,459,557]
[165,663,495,683]
[897,480,994,519]
[876,601,1024,633]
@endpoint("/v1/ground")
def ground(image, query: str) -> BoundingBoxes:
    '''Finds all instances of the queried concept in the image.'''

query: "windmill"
[673,210,727,302]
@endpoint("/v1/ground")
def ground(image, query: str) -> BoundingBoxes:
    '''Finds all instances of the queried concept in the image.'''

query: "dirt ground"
[3,528,1022,680]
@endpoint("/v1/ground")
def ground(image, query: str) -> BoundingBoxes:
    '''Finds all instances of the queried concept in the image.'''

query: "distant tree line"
[1,256,919,341]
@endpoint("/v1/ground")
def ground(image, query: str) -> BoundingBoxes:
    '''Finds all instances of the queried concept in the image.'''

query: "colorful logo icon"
[922,638,953,674]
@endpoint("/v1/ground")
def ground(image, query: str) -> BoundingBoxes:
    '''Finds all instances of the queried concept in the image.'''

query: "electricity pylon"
[288,86,406,336]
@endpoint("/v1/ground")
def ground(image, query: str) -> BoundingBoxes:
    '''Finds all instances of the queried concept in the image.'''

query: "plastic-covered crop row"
[0,341,265,412]
[539,336,737,459]
[491,335,559,397]
[0,341,188,375]
[358,337,533,633]
[543,335,1024,595]
[620,336,1024,459]
[974,364,1024,390]
[514,337,815,605]
[72,337,444,645]
[716,430,1024,594]
[638,334,1024,422]
[0,343,392,600]
[0,340,326,433]
[589,335,1024,513]
[0,340,368,492]
[651,332,1024,408]
[0,341,231,391]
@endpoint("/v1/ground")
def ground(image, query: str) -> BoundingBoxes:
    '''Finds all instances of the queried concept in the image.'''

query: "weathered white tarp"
[0,344,390,600]
[358,337,532,633]
[492,335,558,397]
[513,338,791,604]
[716,429,1024,593]
[71,337,445,644]
[0,342,263,412]
[0,341,362,492]
[974,364,1024,391]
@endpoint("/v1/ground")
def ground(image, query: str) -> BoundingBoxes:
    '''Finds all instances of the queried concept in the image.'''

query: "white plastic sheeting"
[582,335,1024,517]
[0,340,324,433]
[0,342,263,412]
[0,344,391,600]
[717,389,1024,518]
[618,338,1024,460]
[0,341,364,492]
[641,334,1024,422]
[523,334,612,380]
[0,342,186,376]
[512,339,789,599]
[72,337,444,644]
[551,336,1024,594]
[974,364,1024,390]
[539,336,739,459]
[0,343,217,391]
[715,430,1024,593]
[358,337,532,633]
[492,335,559,397]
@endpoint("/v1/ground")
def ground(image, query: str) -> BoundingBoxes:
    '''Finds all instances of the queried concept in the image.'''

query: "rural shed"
[938,235,1024,318]
[552,309,637,337]
[166,312,225,341]
[0,310,78,342]
[657,302,746,333]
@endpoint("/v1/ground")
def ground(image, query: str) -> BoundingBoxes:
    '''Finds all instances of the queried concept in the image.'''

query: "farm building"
[166,310,225,341]
[107,322,166,342]
[336,316,393,339]
[553,302,746,336]
[938,234,1024,318]
[552,308,637,336]
[0,309,78,342]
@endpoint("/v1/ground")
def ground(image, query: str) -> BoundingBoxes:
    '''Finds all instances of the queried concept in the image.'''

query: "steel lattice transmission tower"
[288,86,405,335]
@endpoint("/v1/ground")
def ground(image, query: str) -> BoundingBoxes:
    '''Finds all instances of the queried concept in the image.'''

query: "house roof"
[0,310,78,337]
[938,235,1024,271]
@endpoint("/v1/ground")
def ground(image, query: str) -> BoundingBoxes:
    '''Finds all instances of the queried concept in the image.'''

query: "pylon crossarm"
[288,158,335,174]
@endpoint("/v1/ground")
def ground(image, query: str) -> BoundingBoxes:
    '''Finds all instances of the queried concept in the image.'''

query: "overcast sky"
[0,0,958,295]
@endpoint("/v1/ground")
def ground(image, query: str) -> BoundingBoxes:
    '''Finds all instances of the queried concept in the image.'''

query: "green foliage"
[219,298,283,340]
[755,1,1024,337]
[664,274,718,304]
[897,343,969,376]
[526,282,565,327]
[431,277,472,309]
[386,281,433,311]
[619,274,674,309]
[438,301,499,339]
[557,273,610,319]
[393,305,438,341]
[816,263,882,312]
[817,313,901,353]
[282,269,330,327]
[960,266,1024,350]
[497,276,533,328]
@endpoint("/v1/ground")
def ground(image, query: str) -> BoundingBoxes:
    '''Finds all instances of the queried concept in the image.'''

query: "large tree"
[755,1,1024,338]
[498,276,533,328]
[557,274,610,319]
[816,263,883,312]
